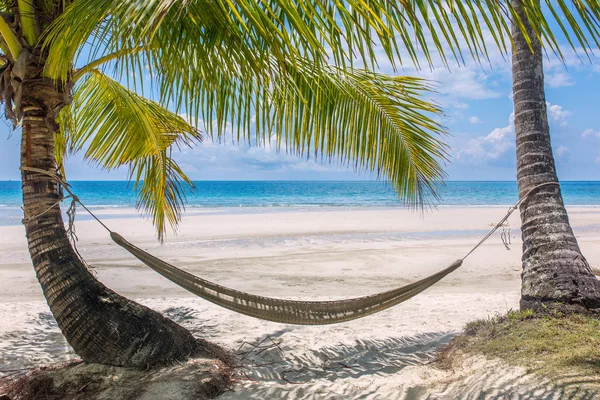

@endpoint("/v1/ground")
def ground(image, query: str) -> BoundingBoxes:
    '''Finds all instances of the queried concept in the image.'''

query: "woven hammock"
[111,232,462,325]
[20,166,557,325]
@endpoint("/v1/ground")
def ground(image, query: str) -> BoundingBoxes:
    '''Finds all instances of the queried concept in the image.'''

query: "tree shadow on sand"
[429,362,600,400]
[225,330,600,400]
[234,331,456,384]
[0,312,75,375]
[4,306,600,399]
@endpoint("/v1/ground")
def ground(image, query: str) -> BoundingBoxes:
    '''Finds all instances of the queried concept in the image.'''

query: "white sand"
[1,206,599,398]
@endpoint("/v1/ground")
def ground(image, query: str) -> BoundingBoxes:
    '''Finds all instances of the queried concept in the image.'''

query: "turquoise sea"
[0,181,599,226]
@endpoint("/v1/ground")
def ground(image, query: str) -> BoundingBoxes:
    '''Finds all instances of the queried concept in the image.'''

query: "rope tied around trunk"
[462,181,560,260]
[20,166,112,233]
[19,165,560,324]
[22,194,70,223]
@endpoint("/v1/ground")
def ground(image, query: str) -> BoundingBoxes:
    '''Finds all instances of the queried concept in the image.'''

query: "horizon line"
[1,179,600,183]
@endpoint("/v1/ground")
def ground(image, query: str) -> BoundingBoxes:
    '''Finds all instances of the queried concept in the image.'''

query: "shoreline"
[1,203,598,228]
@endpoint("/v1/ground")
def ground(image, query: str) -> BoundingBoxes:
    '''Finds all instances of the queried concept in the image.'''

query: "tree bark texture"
[20,100,204,367]
[511,0,600,310]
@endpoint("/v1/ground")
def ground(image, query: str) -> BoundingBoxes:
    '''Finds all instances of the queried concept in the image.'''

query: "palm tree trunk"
[20,103,207,367]
[511,0,600,310]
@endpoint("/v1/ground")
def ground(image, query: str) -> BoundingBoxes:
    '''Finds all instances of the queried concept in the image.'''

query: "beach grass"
[439,309,600,385]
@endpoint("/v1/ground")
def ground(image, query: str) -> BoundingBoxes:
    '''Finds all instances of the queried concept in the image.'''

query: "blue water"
[1,181,599,225]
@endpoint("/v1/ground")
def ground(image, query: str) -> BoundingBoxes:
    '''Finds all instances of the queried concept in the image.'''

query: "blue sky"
[1,31,599,181]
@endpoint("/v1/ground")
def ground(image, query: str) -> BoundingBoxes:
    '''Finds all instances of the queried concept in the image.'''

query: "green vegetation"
[442,310,600,384]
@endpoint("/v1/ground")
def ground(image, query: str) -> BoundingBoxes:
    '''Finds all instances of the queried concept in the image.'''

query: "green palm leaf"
[199,57,448,205]
[44,0,600,83]
[58,70,201,239]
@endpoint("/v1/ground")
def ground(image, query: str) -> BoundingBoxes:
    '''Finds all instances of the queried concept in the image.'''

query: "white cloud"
[370,21,510,103]
[546,102,572,127]
[544,47,596,75]
[555,145,570,157]
[441,101,471,124]
[169,114,353,179]
[546,71,575,88]
[468,116,483,124]
[458,113,515,163]
[455,102,578,166]
[582,128,600,139]
[174,130,347,179]
[431,68,503,100]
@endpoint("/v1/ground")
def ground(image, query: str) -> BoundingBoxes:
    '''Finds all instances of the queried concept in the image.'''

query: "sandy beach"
[1,206,599,398]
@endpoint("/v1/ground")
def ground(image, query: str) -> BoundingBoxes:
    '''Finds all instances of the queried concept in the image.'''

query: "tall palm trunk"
[511,0,600,310]
[19,83,204,366]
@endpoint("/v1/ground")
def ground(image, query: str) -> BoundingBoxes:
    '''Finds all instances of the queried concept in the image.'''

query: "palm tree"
[510,0,600,310]
[0,1,598,368]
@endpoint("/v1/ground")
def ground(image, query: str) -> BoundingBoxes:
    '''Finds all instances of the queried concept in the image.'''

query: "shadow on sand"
[235,330,455,384]
[3,306,600,399]
[0,312,74,375]
[223,329,600,399]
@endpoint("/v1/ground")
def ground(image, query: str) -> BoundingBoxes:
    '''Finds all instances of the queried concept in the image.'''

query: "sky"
[1,19,600,181]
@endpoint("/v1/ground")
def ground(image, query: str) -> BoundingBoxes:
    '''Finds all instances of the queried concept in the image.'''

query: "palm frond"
[55,103,73,178]
[130,154,194,240]
[208,58,448,205]
[0,11,20,59]
[59,70,201,239]
[161,52,446,205]
[44,0,600,83]
[18,0,39,46]
[0,1,13,12]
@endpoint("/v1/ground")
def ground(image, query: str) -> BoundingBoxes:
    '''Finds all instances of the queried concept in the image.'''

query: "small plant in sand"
[441,309,600,388]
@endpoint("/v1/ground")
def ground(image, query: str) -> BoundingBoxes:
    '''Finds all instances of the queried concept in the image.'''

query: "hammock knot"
[110,232,124,243]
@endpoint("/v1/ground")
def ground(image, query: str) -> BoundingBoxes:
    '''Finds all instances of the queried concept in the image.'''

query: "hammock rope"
[20,166,559,325]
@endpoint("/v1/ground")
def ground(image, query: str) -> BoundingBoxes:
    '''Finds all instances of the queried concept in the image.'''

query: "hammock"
[112,232,462,325]
[21,166,557,325]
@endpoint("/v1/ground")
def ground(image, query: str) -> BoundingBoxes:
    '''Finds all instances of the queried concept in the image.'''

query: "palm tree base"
[1,355,233,400]
[520,293,600,313]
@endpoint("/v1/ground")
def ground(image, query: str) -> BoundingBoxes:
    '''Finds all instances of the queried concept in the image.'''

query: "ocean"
[1,180,599,226]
